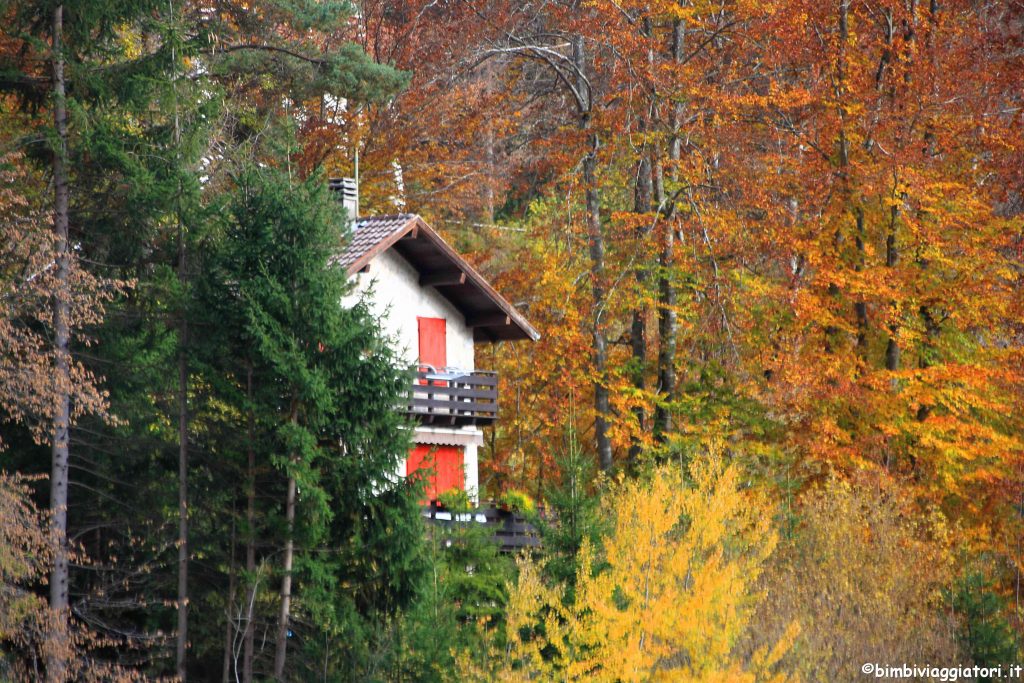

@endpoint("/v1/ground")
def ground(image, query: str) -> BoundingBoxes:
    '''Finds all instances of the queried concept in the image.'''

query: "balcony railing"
[420,502,543,553]
[406,367,498,427]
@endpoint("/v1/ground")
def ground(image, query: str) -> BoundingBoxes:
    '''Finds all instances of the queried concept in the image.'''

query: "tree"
[947,567,1020,674]
[533,417,606,594]
[0,0,174,675]
[0,472,58,681]
[194,165,425,680]
[0,154,112,447]
[743,475,961,680]
[0,0,410,675]
[395,489,515,681]
[0,470,155,682]
[463,446,795,682]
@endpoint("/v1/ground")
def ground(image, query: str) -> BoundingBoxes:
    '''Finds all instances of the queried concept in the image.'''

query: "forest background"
[0,0,1022,680]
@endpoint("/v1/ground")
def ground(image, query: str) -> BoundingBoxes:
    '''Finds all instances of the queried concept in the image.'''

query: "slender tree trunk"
[176,335,189,681]
[585,146,611,472]
[48,6,71,681]
[273,468,297,680]
[876,8,901,372]
[885,203,900,372]
[173,28,190,674]
[628,16,656,467]
[628,152,653,466]
[654,18,684,441]
[222,517,237,683]
[572,35,612,472]
[274,403,300,681]
[826,0,851,355]
[243,363,256,683]
[854,207,868,353]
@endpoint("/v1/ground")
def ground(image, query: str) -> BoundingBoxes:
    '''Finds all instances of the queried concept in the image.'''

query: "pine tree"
[193,165,425,679]
[535,419,606,595]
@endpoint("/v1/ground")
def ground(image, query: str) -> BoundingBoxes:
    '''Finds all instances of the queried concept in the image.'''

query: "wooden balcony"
[407,368,498,427]
[420,502,542,554]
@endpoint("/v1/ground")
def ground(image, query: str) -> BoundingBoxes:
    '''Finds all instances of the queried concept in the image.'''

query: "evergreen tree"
[395,491,515,682]
[534,420,606,595]
[2,0,409,676]
[948,568,1020,676]
[193,165,425,680]
[0,2,186,677]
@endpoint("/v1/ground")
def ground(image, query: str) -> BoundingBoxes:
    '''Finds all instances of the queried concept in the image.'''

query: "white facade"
[349,249,475,371]
[346,248,482,502]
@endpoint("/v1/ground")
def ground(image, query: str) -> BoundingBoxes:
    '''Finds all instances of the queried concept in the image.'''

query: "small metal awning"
[337,214,540,343]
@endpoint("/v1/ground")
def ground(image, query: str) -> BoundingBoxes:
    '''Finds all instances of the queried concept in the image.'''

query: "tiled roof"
[336,214,416,269]
[335,212,540,342]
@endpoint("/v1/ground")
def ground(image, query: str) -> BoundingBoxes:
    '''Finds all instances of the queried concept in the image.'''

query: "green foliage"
[534,422,606,593]
[192,164,426,677]
[948,568,1020,674]
[394,515,516,681]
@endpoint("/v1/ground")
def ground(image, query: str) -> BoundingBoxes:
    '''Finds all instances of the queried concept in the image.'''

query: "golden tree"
[462,448,796,682]
[743,475,962,681]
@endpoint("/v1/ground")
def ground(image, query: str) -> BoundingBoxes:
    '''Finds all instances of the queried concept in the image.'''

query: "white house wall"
[347,249,475,371]
[344,248,482,503]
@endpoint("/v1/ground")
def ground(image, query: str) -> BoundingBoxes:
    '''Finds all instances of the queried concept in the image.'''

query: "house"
[333,179,539,504]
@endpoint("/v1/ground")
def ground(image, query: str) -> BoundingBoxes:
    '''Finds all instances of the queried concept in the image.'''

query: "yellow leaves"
[473,447,791,681]
[744,476,958,679]
[115,23,144,61]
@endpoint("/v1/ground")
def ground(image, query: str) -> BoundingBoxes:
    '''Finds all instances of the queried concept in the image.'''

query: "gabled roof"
[339,214,540,343]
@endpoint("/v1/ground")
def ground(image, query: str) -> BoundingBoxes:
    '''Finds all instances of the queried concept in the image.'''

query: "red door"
[417,317,446,370]
[407,444,464,502]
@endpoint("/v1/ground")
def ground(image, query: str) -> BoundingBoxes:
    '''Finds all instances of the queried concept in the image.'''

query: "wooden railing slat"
[405,370,499,426]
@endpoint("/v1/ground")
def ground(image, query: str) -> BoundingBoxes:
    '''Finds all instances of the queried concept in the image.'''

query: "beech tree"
[743,476,962,679]
[1,0,1023,678]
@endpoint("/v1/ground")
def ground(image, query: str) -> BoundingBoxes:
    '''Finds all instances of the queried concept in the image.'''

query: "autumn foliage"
[349,0,1024,589]
[1,0,1023,678]
[461,451,796,681]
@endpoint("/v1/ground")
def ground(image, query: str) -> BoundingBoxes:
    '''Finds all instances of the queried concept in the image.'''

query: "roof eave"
[346,215,540,343]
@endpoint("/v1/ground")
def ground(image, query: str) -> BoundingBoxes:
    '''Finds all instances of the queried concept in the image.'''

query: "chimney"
[328,177,358,225]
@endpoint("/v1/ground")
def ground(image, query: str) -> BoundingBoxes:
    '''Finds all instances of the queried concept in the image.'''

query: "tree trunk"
[628,16,656,467]
[854,206,868,353]
[587,148,612,473]
[654,18,684,442]
[48,6,71,681]
[885,204,900,371]
[628,153,653,466]
[173,37,190,677]
[176,339,189,681]
[222,517,237,683]
[242,363,256,683]
[572,35,612,472]
[273,469,297,680]
[827,0,850,356]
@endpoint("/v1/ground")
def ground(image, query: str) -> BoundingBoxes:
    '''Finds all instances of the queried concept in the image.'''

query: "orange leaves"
[0,155,121,446]
[344,0,1024,574]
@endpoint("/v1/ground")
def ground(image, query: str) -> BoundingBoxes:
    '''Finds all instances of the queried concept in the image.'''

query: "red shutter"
[407,444,465,503]
[417,317,447,370]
